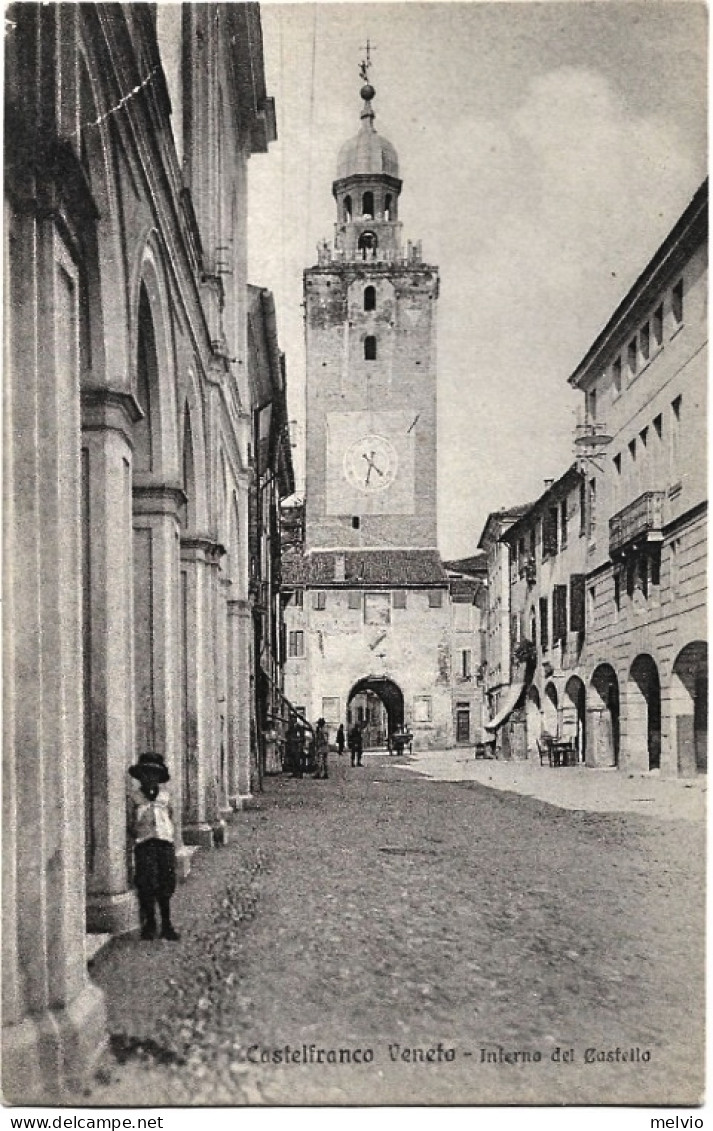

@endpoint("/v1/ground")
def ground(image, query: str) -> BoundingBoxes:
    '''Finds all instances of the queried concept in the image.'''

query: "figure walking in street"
[128,752,181,942]
[349,721,363,766]
[336,723,346,756]
[315,718,329,779]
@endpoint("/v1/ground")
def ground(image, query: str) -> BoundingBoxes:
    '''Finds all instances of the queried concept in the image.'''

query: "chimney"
[544,478,554,490]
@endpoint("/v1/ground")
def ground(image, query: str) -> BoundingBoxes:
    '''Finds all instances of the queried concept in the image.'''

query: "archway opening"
[629,654,661,770]
[590,663,620,767]
[358,230,378,260]
[362,191,374,218]
[347,676,404,750]
[543,682,558,737]
[564,675,586,764]
[525,685,541,759]
[672,641,707,776]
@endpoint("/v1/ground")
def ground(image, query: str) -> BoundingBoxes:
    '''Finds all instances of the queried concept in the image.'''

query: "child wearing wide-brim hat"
[128,753,180,941]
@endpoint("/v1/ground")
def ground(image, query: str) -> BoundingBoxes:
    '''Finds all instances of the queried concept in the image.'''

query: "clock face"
[343,433,398,493]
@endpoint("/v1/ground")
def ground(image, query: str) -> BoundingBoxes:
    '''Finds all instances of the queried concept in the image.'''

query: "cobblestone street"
[83,753,704,1107]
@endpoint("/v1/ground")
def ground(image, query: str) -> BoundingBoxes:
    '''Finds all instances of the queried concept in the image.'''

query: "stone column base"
[183,823,214,848]
[2,982,107,1104]
[175,845,199,881]
[86,889,138,935]
[232,793,260,811]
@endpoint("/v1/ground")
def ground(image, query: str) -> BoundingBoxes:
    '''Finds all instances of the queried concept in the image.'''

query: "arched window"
[344,195,352,223]
[364,286,376,312]
[384,193,392,220]
[362,191,374,218]
[364,336,377,361]
[358,231,378,261]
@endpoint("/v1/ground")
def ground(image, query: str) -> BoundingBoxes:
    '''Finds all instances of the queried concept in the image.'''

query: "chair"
[536,736,552,766]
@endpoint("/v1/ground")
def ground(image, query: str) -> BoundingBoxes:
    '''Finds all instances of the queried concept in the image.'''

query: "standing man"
[349,721,363,767]
[336,723,346,757]
[314,717,329,779]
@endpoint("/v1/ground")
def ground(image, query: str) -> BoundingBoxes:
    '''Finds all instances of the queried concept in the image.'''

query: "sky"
[247,1,707,560]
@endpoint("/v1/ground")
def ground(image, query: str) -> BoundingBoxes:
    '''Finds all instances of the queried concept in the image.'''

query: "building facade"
[500,466,588,762]
[568,180,707,777]
[283,71,473,749]
[4,3,277,1100]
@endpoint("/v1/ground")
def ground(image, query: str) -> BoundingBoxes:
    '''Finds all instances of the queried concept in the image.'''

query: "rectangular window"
[588,478,597,539]
[613,572,621,616]
[552,585,568,645]
[569,574,586,632]
[628,336,638,379]
[653,413,663,440]
[629,437,637,463]
[543,506,559,558]
[288,630,304,658]
[672,279,684,325]
[294,589,304,607]
[392,590,407,609]
[529,527,536,559]
[364,592,391,625]
[453,602,471,631]
[428,590,444,608]
[413,695,432,723]
[587,387,597,421]
[560,499,568,549]
[670,395,682,475]
[653,303,664,346]
[321,697,340,725]
[347,590,362,610]
[613,453,622,476]
[539,596,549,653]
[313,590,326,610]
[587,585,596,628]
[640,321,650,362]
[612,356,622,395]
[461,649,472,679]
[579,479,587,536]
[640,426,648,448]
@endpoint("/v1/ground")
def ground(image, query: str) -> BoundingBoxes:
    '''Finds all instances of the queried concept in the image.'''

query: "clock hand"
[362,451,384,485]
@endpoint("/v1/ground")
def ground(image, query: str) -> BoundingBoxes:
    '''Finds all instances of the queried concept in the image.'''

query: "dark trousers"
[134,838,176,937]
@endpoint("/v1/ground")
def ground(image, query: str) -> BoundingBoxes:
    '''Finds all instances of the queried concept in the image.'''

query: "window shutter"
[553,585,567,643]
[569,574,586,632]
[539,596,549,652]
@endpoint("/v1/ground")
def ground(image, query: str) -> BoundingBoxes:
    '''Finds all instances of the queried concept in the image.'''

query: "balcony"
[609,491,665,558]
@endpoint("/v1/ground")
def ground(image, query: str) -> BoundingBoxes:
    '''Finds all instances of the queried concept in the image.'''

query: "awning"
[484,675,527,732]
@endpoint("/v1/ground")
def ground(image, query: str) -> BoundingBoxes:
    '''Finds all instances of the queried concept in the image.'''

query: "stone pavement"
[398,750,706,823]
[78,753,704,1107]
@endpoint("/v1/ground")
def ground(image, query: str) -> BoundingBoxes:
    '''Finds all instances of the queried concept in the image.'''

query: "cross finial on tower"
[358,39,375,83]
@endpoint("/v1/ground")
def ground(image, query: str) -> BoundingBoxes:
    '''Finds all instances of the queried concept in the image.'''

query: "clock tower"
[282,61,479,755]
[304,74,439,551]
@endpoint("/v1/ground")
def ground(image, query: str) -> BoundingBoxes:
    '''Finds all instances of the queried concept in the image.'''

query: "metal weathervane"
[359,38,375,83]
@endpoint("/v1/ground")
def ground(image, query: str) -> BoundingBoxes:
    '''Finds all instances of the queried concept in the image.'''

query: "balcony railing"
[609,491,665,557]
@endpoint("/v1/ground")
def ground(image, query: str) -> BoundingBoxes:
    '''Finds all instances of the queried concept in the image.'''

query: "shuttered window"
[552,585,568,644]
[569,574,586,632]
[347,591,362,610]
[539,596,549,653]
[543,507,558,558]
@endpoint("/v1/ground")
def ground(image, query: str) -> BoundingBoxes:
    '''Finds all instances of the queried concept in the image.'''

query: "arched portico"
[348,676,405,749]
[564,675,586,764]
[628,654,662,771]
[672,642,707,776]
[589,664,620,768]
[525,685,542,759]
[543,682,559,737]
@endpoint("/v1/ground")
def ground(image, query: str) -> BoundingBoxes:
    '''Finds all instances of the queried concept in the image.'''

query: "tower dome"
[336,84,399,179]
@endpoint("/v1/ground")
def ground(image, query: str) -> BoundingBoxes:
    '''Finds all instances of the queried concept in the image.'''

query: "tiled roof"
[443,554,487,578]
[281,549,447,587]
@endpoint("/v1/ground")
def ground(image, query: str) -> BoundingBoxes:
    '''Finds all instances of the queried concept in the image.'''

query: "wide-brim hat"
[129,752,170,783]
